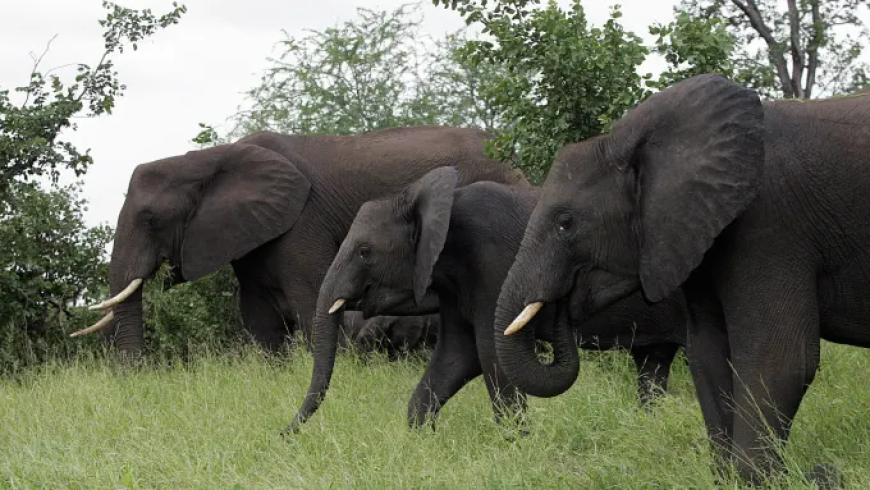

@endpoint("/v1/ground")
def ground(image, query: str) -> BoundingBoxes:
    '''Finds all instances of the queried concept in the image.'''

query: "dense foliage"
[142,266,244,362]
[448,2,652,182]
[0,183,112,372]
[433,0,740,181]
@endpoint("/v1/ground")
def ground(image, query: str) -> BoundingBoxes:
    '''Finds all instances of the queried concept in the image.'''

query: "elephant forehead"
[349,200,410,246]
[550,140,610,186]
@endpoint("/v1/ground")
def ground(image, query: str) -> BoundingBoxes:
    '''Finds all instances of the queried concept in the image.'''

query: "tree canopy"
[679,0,870,98]
[194,5,507,145]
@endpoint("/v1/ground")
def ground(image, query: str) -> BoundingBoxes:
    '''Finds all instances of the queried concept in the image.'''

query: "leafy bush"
[0,183,112,373]
[142,266,246,362]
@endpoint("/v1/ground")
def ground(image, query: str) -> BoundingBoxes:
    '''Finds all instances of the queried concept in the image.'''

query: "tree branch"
[22,34,59,107]
[786,0,804,97]
[731,0,795,97]
[804,0,822,98]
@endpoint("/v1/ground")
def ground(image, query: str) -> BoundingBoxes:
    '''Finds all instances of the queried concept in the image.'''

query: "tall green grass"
[1,342,867,489]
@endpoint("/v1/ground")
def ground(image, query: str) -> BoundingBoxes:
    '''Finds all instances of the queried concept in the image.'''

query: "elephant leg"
[407,302,481,429]
[238,285,289,353]
[723,275,821,484]
[684,287,735,461]
[630,342,680,407]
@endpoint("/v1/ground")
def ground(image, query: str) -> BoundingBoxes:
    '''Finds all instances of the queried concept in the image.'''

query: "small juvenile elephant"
[340,311,439,359]
[289,167,686,432]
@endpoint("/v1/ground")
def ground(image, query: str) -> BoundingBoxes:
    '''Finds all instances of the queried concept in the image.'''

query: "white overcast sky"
[1,0,864,231]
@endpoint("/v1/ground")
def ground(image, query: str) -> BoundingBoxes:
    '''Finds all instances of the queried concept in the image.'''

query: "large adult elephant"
[289,168,685,433]
[75,127,528,354]
[493,74,869,485]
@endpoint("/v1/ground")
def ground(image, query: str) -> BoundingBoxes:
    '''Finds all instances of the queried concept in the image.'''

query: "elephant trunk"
[493,255,579,398]
[111,287,144,355]
[77,224,159,356]
[288,291,343,432]
[103,250,150,355]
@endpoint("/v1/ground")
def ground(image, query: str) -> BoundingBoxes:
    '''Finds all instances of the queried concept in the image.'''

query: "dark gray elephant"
[339,311,438,359]
[493,74,869,485]
[289,167,686,432]
[73,127,528,354]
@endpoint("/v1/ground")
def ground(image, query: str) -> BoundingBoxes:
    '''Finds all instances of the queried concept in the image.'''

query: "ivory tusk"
[328,298,346,315]
[88,278,143,311]
[70,311,115,337]
[503,302,544,336]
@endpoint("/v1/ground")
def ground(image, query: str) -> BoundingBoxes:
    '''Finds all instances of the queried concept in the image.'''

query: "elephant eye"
[358,245,372,261]
[556,213,573,233]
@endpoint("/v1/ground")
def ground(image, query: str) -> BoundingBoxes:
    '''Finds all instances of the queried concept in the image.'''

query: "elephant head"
[289,167,455,431]
[494,74,766,397]
[72,143,311,355]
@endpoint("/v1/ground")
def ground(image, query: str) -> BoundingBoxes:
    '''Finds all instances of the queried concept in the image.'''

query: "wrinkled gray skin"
[99,126,527,355]
[494,74,868,486]
[289,167,686,432]
[340,311,439,359]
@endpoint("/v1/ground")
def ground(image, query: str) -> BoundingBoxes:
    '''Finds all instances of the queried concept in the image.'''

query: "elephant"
[339,311,439,359]
[73,126,529,355]
[288,167,686,432]
[492,74,869,485]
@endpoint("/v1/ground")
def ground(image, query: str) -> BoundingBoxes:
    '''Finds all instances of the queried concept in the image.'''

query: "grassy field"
[1,342,868,489]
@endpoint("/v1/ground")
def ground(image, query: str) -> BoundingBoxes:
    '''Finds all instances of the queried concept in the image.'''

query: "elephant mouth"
[332,284,415,320]
[360,290,416,319]
[507,270,586,337]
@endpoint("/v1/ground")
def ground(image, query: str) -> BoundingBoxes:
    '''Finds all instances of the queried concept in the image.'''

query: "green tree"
[426,30,507,132]
[435,0,651,183]
[649,11,738,88]
[679,0,870,98]
[0,1,187,370]
[228,5,436,137]
[0,1,187,190]
[195,5,507,145]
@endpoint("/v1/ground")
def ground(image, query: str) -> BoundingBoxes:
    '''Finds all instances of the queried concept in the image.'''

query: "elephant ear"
[181,143,311,281]
[402,166,459,305]
[612,74,765,302]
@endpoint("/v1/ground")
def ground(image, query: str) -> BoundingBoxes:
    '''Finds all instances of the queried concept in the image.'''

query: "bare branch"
[786,0,804,97]
[805,0,822,98]
[22,34,59,107]
[731,0,795,97]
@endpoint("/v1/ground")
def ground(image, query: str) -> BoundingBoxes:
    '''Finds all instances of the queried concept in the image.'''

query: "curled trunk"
[493,263,579,398]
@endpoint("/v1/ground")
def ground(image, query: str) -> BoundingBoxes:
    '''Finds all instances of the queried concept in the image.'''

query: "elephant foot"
[497,425,530,442]
[279,418,304,438]
[407,415,438,432]
[495,415,531,442]
[637,387,667,411]
[804,463,842,490]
